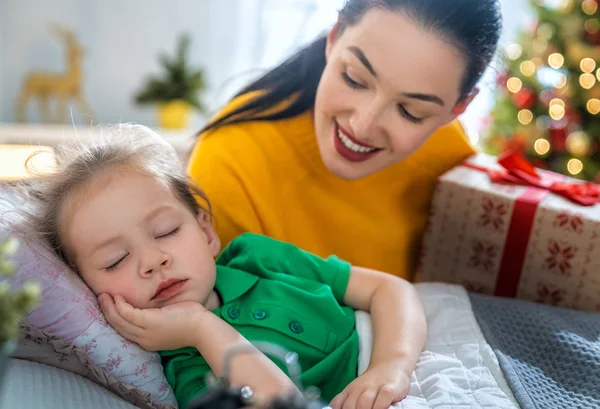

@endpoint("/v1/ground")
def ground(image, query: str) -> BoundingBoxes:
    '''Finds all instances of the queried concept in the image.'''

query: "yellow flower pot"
[158,100,191,129]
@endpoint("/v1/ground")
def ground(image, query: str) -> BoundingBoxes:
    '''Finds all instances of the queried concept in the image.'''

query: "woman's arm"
[330,267,426,409]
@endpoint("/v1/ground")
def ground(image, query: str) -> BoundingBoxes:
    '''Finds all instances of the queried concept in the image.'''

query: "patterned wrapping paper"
[415,152,600,312]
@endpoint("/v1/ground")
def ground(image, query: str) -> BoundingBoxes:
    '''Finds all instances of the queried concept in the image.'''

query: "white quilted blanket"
[356,283,521,409]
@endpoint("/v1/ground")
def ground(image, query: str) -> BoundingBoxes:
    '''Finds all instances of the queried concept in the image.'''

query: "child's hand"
[329,361,410,409]
[98,294,208,351]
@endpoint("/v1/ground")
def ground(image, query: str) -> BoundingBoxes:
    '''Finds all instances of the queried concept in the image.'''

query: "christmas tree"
[485,0,600,181]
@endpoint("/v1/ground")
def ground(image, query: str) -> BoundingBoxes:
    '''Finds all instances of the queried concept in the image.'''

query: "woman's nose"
[350,101,384,143]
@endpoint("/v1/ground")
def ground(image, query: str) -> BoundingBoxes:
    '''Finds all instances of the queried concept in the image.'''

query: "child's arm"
[99,295,298,404]
[330,267,426,409]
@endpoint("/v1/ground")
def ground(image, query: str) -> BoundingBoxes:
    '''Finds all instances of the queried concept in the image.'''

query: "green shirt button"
[289,321,303,334]
[253,310,267,320]
[227,307,239,319]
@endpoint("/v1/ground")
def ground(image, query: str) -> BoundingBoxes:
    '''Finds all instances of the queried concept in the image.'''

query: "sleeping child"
[16,124,426,409]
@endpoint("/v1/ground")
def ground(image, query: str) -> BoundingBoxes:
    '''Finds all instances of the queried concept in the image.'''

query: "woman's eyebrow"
[348,46,377,77]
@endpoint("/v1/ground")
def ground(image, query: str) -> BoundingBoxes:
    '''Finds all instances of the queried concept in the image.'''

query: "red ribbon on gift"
[463,150,600,206]
[460,151,600,298]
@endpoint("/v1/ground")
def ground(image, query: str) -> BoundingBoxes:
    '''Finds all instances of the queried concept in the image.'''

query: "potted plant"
[0,237,40,388]
[134,34,207,129]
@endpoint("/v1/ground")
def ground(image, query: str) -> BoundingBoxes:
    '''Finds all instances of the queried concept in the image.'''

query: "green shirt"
[159,233,358,408]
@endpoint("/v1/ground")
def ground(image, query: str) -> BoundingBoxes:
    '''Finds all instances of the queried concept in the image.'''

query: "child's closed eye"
[156,226,181,239]
[105,253,129,271]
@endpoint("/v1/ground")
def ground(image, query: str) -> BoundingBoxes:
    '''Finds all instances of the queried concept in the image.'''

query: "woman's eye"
[397,105,424,124]
[156,226,181,239]
[342,72,366,89]
[105,254,128,272]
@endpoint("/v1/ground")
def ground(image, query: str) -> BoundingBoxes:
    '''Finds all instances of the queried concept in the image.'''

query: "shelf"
[0,123,197,157]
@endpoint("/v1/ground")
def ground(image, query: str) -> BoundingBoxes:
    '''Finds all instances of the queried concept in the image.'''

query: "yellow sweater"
[188,96,475,279]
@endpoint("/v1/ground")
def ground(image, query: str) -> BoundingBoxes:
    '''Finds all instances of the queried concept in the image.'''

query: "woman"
[189,0,502,279]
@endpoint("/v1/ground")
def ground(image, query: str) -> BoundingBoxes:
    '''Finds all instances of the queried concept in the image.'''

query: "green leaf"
[133,33,206,111]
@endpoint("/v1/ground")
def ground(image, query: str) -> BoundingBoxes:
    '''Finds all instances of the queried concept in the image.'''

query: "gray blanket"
[469,293,600,409]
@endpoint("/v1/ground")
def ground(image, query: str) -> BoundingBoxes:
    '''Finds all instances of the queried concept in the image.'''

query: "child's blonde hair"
[16,124,211,270]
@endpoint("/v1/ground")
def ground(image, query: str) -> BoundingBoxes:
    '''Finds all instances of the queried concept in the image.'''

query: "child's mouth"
[152,279,188,301]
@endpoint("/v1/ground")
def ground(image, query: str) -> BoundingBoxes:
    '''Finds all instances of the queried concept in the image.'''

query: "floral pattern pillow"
[1,191,177,408]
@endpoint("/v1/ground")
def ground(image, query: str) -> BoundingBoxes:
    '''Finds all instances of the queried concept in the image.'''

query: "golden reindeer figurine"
[15,25,94,123]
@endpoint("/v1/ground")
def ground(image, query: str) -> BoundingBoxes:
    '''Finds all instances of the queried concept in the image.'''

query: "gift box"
[415,151,600,312]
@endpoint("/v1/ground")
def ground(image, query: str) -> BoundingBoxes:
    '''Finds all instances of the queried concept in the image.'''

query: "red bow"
[466,151,600,206]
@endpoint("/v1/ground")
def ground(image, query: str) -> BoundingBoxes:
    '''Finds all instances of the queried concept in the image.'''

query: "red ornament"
[512,88,536,110]
[548,120,568,152]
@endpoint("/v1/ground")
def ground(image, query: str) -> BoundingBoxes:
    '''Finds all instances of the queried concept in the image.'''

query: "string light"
[549,104,565,120]
[587,99,600,114]
[534,138,551,155]
[585,18,600,34]
[597,68,600,82]
[520,61,537,76]
[567,159,583,176]
[555,73,568,89]
[548,53,565,69]
[505,44,523,60]
[537,23,554,40]
[580,58,596,73]
[566,131,591,156]
[554,0,574,12]
[518,109,534,125]
[507,77,523,93]
[580,73,596,89]
[582,0,598,15]
[549,98,565,108]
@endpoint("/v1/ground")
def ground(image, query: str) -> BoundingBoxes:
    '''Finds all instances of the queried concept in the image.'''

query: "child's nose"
[139,248,171,276]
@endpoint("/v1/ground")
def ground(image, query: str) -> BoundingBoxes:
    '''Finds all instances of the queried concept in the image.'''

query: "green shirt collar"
[214,265,259,304]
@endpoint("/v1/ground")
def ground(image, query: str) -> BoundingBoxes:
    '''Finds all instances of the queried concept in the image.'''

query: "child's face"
[62,169,221,309]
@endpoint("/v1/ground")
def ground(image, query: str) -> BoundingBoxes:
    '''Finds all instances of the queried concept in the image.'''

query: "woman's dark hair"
[200,0,502,136]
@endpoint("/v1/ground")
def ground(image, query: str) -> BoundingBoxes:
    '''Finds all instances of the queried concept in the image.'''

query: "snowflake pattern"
[468,239,499,274]
[544,239,577,277]
[536,283,566,306]
[463,282,489,294]
[553,212,584,234]
[477,197,509,232]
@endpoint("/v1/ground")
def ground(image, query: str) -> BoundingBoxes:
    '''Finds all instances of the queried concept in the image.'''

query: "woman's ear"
[452,88,479,116]
[440,88,480,126]
[325,20,341,61]
[197,211,221,257]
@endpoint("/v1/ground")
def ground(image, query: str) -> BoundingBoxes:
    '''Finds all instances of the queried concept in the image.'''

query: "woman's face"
[314,8,473,180]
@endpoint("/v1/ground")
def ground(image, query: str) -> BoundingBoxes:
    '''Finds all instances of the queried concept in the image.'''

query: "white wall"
[1,0,217,127]
[0,0,532,133]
